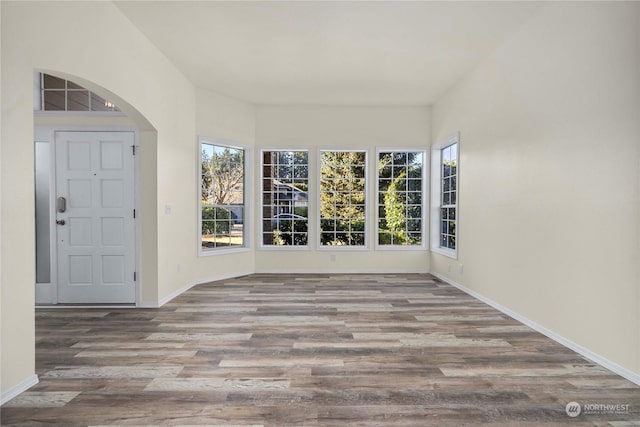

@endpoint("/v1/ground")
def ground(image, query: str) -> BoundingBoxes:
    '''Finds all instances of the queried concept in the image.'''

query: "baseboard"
[432,272,640,386]
[37,305,136,309]
[255,268,430,274]
[138,271,254,308]
[1,375,39,405]
[139,282,198,308]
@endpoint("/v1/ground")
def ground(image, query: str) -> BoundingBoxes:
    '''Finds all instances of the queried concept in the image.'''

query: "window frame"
[34,72,121,113]
[259,148,311,250]
[317,149,369,251]
[198,137,250,256]
[430,133,459,259]
[375,148,428,251]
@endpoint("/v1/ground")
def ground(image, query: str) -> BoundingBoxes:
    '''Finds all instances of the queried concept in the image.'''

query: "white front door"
[55,131,136,303]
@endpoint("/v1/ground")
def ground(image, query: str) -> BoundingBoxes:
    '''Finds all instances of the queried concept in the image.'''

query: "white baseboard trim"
[138,271,254,308]
[36,305,137,309]
[432,272,640,386]
[255,268,430,274]
[1,375,39,405]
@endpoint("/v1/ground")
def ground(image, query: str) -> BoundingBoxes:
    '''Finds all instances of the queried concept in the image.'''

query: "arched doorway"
[33,71,154,305]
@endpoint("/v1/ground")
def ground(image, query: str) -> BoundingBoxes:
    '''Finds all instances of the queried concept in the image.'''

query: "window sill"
[259,245,312,251]
[317,245,370,251]
[375,244,428,251]
[199,247,251,257]
[431,246,458,259]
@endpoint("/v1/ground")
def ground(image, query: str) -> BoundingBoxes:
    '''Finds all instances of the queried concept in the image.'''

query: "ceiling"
[115,1,543,106]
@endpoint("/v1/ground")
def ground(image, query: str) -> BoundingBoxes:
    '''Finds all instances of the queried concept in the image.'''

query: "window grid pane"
[377,151,424,246]
[201,143,245,251]
[440,143,457,250]
[262,150,309,246]
[320,151,366,246]
[39,73,120,112]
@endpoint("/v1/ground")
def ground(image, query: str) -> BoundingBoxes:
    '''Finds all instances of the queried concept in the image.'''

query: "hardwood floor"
[2,273,639,426]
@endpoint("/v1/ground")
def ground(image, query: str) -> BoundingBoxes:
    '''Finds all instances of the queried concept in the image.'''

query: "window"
[35,73,120,112]
[377,150,425,247]
[200,140,245,252]
[319,150,367,247]
[261,150,309,246]
[431,134,459,258]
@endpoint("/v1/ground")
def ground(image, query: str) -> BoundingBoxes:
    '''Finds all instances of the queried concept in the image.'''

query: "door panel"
[56,131,135,303]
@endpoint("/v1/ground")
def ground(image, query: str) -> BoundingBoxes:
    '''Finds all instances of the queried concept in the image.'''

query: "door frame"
[35,126,140,306]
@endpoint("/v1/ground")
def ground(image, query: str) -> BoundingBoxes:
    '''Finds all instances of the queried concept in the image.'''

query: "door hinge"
[133,209,136,219]
[134,272,137,282]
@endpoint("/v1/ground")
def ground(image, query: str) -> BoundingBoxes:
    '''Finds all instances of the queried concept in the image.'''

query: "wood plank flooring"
[2,273,639,426]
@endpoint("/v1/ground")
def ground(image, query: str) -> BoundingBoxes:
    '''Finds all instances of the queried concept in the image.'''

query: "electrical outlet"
[330,254,336,262]
[176,263,181,273]
[459,264,464,274]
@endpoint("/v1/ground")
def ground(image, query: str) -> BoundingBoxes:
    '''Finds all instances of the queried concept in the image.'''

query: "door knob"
[56,219,66,226]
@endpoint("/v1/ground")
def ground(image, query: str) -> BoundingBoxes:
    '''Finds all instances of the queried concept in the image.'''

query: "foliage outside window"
[377,151,424,246]
[440,143,457,250]
[37,73,120,112]
[431,134,459,258]
[319,151,366,247]
[262,150,309,246]
[201,142,245,251]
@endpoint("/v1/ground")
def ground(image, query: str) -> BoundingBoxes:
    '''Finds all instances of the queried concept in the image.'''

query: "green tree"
[378,152,423,245]
[384,171,407,244]
[320,151,366,246]
[201,145,243,244]
[201,206,231,235]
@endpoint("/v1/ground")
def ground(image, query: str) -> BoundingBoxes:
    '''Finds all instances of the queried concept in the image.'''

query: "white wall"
[192,89,257,286]
[4,0,637,403]
[1,1,201,399]
[431,2,640,377]
[255,106,431,273]
[0,0,4,403]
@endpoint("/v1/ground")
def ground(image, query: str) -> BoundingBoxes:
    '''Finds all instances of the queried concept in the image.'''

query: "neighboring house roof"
[272,180,308,202]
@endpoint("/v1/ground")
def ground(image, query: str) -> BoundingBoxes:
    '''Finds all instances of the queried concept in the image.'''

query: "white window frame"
[34,72,121,113]
[430,133,459,259]
[259,148,311,249]
[375,148,428,251]
[198,137,250,256]
[317,149,369,251]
